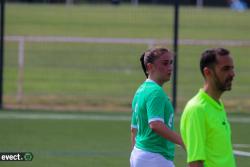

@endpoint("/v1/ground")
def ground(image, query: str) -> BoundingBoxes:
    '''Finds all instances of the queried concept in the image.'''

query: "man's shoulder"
[183,93,207,116]
[186,93,204,107]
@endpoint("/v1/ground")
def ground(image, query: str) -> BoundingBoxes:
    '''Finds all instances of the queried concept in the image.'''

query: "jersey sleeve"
[181,106,206,163]
[146,90,165,123]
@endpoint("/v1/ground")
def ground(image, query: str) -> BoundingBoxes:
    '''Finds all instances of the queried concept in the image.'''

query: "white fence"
[5,35,250,102]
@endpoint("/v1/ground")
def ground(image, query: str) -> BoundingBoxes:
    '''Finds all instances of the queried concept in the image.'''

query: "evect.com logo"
[0,152,33,161]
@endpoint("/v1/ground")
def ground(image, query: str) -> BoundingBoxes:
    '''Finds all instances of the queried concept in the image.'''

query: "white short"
[130,147,175,167]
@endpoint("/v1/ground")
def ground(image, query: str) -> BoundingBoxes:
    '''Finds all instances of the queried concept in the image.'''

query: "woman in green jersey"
[130,47,184,167]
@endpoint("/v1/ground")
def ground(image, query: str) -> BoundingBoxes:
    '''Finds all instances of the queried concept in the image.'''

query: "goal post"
[0,0,5,109]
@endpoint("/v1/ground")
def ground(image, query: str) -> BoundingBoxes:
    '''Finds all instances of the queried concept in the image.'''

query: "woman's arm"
[130,127,137,150]
[150,121,185,149]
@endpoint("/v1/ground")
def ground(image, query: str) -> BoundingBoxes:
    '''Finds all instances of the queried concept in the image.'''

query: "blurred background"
[1,1,250,167]
[2,0,250,112]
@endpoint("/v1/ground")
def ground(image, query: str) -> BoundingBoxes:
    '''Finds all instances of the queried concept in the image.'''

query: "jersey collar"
[199,89,224,111]
[146,79,156,83]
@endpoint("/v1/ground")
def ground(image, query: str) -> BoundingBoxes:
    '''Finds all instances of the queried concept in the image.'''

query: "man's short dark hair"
[200,48,230,77]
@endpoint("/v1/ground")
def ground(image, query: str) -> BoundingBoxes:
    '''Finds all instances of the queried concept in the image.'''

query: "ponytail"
[140,53,148,78]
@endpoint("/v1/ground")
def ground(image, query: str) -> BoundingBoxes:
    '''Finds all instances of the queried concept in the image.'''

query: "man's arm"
[180,107,206,166]
[130,127,137,150]
[188,160,204,167]
[149,121,185,149]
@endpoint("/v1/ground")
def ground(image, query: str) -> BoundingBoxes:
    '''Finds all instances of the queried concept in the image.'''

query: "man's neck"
[203,84,222,103]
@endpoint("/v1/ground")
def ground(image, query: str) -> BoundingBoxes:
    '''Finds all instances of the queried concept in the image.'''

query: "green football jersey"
[131,79,175,160]
[180,89,236,167]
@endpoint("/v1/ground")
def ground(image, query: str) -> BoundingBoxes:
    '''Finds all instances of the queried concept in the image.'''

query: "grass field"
[2,4,250,166]
[5,4,250,40]
[4,3,250,112]
[0,110,250,167]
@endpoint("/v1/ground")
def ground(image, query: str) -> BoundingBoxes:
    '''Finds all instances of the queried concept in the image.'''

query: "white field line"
[234,150,250,157]
[233,144,250,148]
[228,117,250,123]
[0,112,130,121]
[0,112,250,123]
[5,36,250,46]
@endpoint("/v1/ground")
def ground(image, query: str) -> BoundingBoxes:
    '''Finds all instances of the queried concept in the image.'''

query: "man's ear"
[203,67,211,77]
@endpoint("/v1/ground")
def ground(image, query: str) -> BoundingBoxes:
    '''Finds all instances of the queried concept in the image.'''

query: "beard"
[213,71,233,92]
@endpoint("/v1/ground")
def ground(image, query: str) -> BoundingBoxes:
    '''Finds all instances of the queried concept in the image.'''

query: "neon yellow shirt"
[180,89,236,167]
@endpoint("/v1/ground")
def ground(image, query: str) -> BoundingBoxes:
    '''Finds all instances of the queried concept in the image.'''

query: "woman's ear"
[146,63,154,73]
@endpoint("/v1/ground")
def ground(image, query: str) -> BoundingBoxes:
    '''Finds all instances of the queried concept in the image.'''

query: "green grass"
[0,110,249,167]
[2,4,250,167]
[6,4,250,40]
[4,3,250,112]
[179,7,250,40]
